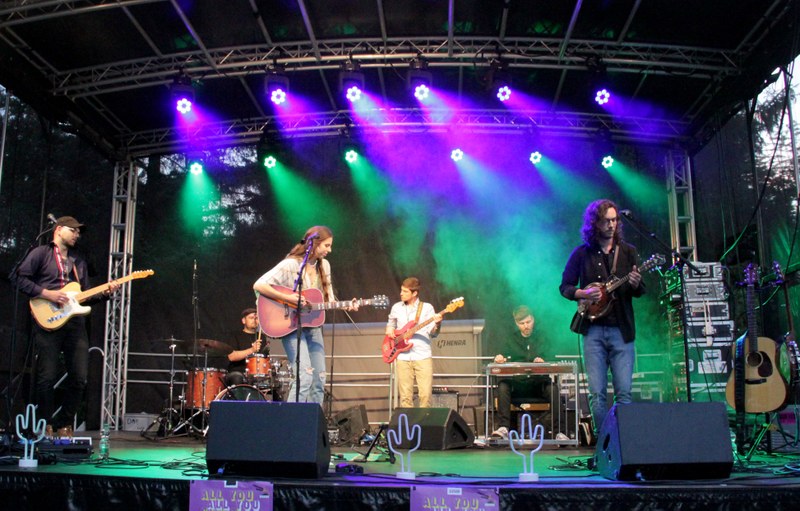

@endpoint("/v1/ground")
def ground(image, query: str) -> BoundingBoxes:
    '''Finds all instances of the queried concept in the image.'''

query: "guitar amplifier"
[414,389,459,410]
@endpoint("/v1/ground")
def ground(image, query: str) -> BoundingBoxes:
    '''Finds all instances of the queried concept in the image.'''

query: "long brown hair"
[286,226,334,300]
[581,199,623,247]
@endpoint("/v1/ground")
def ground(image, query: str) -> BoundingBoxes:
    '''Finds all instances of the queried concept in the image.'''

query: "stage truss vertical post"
[666,150,698,262]
[100,160,139,431]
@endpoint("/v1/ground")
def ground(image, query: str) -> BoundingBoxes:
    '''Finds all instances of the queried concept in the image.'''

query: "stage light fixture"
[595,88,611,106]
[265,70,290,106]
[450,149,464,162]
[601,155,615,169]
[263,155,277,169]
[171,73,195,114]
[587,57,611,106]
[488,60,512,103]
[344,149,359,163]
[339,62,365,103]
[407,61,433,102]
[529,151,542,165]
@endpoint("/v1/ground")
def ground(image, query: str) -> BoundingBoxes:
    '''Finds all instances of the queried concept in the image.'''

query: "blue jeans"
[34,319,89,428]
[583,325,635,434]
[281,327,326,404]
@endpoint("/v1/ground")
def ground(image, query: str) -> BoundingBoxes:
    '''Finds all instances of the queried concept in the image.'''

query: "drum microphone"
[47,213,58,224]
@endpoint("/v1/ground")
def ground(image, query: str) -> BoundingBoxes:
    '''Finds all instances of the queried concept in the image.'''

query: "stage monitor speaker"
[595,402,733,481]
[389,407,474,450]
[206,401,330,478]
[334,404,369,445]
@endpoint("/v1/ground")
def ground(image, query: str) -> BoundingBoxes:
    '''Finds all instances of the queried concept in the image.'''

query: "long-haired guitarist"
[559,199,645,436]
[384,277,442,408]
[11,215,120,438]
[253,226,358,404]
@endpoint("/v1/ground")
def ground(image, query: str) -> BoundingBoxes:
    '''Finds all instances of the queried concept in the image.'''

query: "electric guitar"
[382,297,464,364]
[725,264,788,413]
[30,269,155,330]
[577,253,665,321]
[257,285,389,337]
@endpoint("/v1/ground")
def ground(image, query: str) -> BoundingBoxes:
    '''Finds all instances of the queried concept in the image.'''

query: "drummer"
[224,308,266,386]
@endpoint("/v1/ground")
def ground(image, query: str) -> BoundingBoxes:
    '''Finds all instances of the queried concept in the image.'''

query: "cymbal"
[196,338,234,355]
[154,336,185,343]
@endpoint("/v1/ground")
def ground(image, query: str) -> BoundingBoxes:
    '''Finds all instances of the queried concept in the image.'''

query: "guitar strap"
[610,242,620,276]
[414,302,423,324]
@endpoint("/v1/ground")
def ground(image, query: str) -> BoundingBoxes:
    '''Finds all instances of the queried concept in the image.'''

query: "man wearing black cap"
[224,308,265,387]
[11,216,119,438]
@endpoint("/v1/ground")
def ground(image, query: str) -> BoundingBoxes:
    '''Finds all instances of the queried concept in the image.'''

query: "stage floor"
[2,428,800,510]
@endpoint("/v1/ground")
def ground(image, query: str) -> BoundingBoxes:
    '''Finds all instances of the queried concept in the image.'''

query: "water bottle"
[98,422,110,460]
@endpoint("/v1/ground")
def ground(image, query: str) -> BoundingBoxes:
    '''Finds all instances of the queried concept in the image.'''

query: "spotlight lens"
[595,89,611,105]
[345,149,359,163]
[601,155,615,168]
[270,89,287,105]
[414,84,429,101]
[346,86,362,102]
[176,98,193,114]
[263,156,277,169]
[529,151,542,165]
[450,149,464,162]
[189,162,203,175]
[497,86,511,102]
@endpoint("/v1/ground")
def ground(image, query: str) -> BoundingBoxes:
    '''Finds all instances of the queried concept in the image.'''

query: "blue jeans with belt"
[583,324,635,434]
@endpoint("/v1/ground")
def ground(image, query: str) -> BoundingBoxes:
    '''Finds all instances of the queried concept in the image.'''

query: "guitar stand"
[352,424,395,464]
[738,412,777,461]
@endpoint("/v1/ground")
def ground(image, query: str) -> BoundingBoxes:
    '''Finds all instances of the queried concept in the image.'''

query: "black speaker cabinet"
[206,401,330,478]
[334,404,369,445]
[595,402,733,481]
[389,407,474,450]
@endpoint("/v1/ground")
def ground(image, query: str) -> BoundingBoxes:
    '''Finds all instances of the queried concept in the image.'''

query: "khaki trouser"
[396,358,433,407]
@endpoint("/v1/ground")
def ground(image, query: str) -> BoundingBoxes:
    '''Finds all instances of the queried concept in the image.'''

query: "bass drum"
[213,384,268,403]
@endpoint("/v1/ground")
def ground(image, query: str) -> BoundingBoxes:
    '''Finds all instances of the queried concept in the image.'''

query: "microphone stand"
[620,211,701,401]
[292,241,315,403]
[4,223,55,437]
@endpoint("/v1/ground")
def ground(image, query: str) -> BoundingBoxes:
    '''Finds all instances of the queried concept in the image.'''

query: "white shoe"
[491,427,508,439]
[555,432,569,441]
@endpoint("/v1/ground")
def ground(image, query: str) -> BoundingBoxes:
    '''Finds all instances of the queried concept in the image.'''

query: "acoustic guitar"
[725,264,788,413]
[382,297,464,364]
[30,269,154,330]
[257,285,389,338]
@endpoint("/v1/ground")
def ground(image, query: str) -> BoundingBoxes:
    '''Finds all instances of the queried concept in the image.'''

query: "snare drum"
[186,368,227,409]
[245,353,271,382]
[213,384,268,402]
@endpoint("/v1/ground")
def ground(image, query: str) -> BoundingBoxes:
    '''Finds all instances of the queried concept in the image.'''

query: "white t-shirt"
[386,298,437,361]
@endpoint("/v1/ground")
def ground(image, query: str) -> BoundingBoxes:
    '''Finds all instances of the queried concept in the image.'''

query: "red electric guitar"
[382,297,464,364]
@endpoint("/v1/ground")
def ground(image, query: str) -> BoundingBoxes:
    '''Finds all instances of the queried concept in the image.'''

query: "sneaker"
[555,432,570,441]
[491,427,508,439]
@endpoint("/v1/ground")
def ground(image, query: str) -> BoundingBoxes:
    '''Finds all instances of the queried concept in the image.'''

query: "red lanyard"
[53,245,69,288]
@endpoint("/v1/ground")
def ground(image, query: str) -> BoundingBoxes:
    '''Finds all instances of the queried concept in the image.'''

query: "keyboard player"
[490,305,564,439]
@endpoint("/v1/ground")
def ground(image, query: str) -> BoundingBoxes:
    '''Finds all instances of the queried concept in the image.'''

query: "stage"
[2,428,800,511]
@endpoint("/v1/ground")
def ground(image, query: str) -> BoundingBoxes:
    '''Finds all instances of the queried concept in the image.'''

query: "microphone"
[47,213,58,224]
[619,209,633,218]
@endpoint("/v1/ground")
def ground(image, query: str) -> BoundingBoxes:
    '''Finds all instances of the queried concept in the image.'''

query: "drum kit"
[145,336,293,438]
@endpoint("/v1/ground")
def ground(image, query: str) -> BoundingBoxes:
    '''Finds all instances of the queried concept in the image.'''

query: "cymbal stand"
[143,342,190,439]
[183,349,211,437]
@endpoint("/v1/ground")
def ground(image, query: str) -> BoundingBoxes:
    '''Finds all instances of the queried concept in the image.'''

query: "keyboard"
[487,362,576,376]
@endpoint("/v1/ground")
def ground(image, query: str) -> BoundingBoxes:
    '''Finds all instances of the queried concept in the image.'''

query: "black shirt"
[227,329,264,373]
[559,241,645,342]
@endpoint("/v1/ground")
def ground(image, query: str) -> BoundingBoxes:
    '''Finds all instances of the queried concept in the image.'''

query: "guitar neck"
[311,298,371,311]
[404,308,448,338]
[75,274,135,303]
[746,283,759,354]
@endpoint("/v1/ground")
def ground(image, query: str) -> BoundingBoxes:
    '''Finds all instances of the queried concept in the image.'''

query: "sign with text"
[412,486,499,511]
[189,479,273,511]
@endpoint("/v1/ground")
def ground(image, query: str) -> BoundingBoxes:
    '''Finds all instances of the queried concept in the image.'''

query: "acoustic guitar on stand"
[257,285,389,338]
[382,297,464,364]
[577,253,665,321]
[725,264,788,414]
[30,269,155,330]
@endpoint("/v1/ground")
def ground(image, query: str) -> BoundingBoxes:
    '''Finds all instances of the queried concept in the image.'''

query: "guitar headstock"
[371,295,390,309]
[743,263,759,287]
[641,254,666,273]
[772,260,785,286]
[445,297,465,313]
[132,269,155,279]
